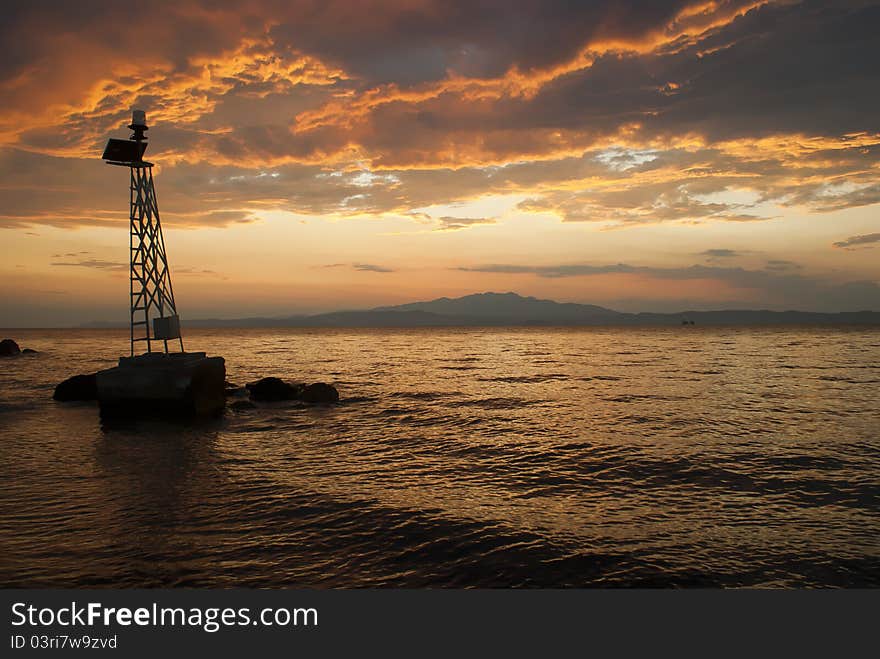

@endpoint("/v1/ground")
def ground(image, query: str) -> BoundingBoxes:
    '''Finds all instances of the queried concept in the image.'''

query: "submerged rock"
[54,373,98,401]
[22,348,38,354]
[245,377,339,404]
[301,382,340,404]
[246,377,304,401]
[0,339,21,356]
[230,399,256,410]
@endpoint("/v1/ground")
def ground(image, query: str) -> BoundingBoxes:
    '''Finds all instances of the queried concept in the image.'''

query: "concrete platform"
[96,352,226,416]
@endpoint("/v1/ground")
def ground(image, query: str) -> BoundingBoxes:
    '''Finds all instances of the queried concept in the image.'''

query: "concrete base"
[96,352,226,416]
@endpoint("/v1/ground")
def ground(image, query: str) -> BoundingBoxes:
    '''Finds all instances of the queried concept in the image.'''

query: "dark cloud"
[173,267,225,278]
[49,260,225,281]
[652,0,880,141]
[2,1,879,170]
[459,263,639,278]
[809,184,880,212]
[502,1,880,146]
[700,249,741,258]
[323,262,395,273]
[833,233,880,249]
[50,259,127,271]
[765,259,801,271]
[434,216,496,231]
[267,0,703,83]
[254,1,880,170]
[353,263,394,273]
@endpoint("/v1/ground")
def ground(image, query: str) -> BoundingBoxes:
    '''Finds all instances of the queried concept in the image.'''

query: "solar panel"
[102,138,147,164]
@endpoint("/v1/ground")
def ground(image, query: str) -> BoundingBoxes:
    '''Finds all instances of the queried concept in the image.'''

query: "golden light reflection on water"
[1,327,878,587]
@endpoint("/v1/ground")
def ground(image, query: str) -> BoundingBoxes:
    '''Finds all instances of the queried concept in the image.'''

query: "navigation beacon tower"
[102,109,183,356]
[96,109,225,417]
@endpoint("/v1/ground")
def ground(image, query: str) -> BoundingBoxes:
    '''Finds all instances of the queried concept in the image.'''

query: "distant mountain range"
[80,292,880,328]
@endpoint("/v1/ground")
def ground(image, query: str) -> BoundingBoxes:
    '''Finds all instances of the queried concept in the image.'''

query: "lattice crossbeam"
[128,166,184,355]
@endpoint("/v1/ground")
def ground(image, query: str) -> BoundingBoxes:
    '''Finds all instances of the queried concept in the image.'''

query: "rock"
[54,373,98,401]
[0,339,21,356]
[301,382,340,404]
[244,377,338,404]
[230,399,256,410]
[21,348,38,354]
[225,386,246,397]
[246,377,304,401]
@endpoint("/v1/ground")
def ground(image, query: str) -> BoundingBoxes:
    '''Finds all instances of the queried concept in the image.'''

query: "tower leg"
[129,165,183,355]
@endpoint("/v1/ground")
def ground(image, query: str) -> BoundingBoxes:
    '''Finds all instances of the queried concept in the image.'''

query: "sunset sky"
[1,0,878,326]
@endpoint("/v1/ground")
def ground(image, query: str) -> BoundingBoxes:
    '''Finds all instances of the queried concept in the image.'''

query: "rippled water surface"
[1,327,878,587]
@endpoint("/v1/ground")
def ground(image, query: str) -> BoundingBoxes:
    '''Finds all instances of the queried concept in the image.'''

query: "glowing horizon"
[1,0,878,326]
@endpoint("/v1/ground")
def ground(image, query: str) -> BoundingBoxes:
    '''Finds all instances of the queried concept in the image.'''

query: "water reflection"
[0,327,878,587]
[91,420,226,585]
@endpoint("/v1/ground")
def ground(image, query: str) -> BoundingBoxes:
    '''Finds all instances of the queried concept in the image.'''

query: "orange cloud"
[0,0,878,234]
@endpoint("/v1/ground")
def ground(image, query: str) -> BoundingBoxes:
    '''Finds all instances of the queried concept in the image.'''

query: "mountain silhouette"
[374,292,623,321]
[79,292,880,328]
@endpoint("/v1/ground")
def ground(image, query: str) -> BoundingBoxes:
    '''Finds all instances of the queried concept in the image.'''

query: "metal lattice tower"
[129,165,183,355]
[103,110,184,356]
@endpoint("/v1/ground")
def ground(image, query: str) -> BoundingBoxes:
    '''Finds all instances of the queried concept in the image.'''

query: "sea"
[1,327,878,587]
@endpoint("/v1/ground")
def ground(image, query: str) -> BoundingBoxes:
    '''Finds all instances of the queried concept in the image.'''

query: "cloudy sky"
[1,0,878,325]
